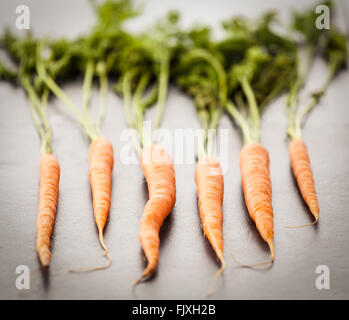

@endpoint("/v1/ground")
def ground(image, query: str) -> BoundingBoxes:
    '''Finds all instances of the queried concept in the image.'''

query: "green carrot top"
[222,12,297,145]
[286,0,347,140]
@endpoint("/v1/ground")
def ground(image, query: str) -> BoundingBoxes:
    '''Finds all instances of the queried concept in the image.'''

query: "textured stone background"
[0,0,348,299]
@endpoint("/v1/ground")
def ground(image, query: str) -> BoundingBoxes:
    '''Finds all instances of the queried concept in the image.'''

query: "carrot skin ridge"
[88,136,114,252]
[136,144,176,283]
[240,142,274,260]
[36,153,60,267]
[289,138,319,223]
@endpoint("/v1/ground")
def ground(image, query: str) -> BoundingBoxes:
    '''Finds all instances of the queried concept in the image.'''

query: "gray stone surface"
[0,0,348,300]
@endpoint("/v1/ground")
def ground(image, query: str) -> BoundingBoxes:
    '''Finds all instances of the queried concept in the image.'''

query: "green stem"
[286,45,315,140]
[140,84,158,111]
[225,100,252,145]
[122,70,136,129]
[36,44,97,141]
[121,70,141,153]
[40,69,97,141]
[296,58,337,128]
[235,92,248,118]
[153,57,169,133]
[29,99,46,151]
[259,68,290,113]
[133,72,151,145]
[82,60,94,126]
[97,64,108,133]
[184,48,228,157]
[21,76,52,154]
[197,110,209,160]
[240,76,259,142]
[207,108,222,158]
[40,87,53,154]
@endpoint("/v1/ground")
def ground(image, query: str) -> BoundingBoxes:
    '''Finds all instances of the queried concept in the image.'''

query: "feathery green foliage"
[0,0,346,149]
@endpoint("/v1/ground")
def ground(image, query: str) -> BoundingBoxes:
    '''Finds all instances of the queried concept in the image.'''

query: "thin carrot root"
[287,216,318,229]
[207,256,226,297]
[69,230,112,273]
[69,256,112,273]
[229,239,274,268]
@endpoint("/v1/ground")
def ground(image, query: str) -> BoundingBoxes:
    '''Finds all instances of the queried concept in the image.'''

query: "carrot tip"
[133,261,157,286]
[69,254,112,273]
[133,275,145,286]
[229,252,273,268]
[286,216,318,229]
[38,247,51,267]
[69,229,112,273]
[206,256,226,297]
[267,239,274,262]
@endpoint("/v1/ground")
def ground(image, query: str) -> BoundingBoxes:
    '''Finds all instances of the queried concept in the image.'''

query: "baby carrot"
[135,144,176,284]
[240,142,274,259]
[36,153,60,267]
[288,139,319,225]
[195,157,226,279]
[89,136,114,257]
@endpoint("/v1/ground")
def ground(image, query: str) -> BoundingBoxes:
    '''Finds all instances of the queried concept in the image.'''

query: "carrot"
[288,139,319,225]
[135,144,176,284]
[195,157,226,287]
[222,43,288,263]
[89,136,114,254]
[286,6,347,227]
[240,142,274,260]
[175,48,228,293]
[36,153,60,267]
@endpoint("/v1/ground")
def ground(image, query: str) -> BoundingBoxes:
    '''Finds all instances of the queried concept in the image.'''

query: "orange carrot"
[195,157,226,291]
[36,153,60,267]
[195,158,225,265]
[240,142,274,260]
[88,136,114,256]
[289,138,319,224]
[135,144,176,284]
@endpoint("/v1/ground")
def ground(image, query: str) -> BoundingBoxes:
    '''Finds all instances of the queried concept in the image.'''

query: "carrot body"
[195,157,225,265]
[138,144,176,280]
[36,153,60,267]
[289,138,319,221]
[240,142,274,259]
[88,136,114,238]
